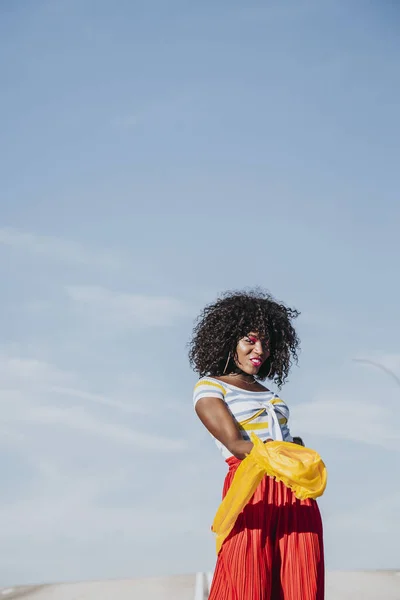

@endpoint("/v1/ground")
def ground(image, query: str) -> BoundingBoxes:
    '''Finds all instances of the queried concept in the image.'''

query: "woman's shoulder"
[193,376,227,404]
[194,376,227,393]
[270,394,290,416]
[270,394,288,405]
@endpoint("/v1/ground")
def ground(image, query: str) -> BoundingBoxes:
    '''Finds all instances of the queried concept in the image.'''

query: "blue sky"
[1,0,400,586]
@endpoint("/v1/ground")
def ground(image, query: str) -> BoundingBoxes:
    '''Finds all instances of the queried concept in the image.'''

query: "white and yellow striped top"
[193,377,293,459]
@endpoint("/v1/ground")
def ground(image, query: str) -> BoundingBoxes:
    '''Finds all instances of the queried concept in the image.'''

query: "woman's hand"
[292,436,305,446]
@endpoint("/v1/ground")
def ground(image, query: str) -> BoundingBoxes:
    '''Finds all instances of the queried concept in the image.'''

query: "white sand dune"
[1,571,399,599]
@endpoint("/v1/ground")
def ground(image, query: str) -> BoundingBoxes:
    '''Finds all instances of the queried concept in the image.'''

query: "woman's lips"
[250,358,262,367]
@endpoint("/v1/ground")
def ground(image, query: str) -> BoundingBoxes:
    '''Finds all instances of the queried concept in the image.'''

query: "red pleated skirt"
[209,456,325,600]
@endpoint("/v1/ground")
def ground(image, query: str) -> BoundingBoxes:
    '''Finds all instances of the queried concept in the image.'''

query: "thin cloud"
[352,354,400,387]
[0,354,185,451]
[111,114,139,128]
[66,285,191,328]
[290,394,400,451]
[0,460,204,583]
[326,491,400,535]
[0,228,121,269]
[47,385,150,415]
[0,352,193,584]
[0,355,73,389]
[23,404,186,451]
[0,356,69,377]
[290,353,400,451]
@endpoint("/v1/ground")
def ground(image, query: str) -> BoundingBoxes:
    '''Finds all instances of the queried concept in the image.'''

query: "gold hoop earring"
[223,353,231,374]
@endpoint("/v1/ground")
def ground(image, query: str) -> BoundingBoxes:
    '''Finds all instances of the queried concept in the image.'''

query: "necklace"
[230,374,259,386]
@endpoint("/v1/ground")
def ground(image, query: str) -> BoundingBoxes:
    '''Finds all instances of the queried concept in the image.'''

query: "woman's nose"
[254,341,264,355]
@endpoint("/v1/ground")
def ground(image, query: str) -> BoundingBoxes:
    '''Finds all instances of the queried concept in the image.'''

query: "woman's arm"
[195,396,261,459]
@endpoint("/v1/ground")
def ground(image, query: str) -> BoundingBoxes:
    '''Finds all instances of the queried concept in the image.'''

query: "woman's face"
[234,332,270,375]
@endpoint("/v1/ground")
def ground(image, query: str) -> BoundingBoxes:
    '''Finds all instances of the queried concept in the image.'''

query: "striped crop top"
[193,377,293,459]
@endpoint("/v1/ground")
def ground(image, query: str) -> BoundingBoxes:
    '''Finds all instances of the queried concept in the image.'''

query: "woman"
[189,289,324,600]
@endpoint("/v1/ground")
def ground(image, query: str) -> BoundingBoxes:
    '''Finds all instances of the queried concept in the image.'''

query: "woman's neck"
[224,372,258,385]
[232,372,255,380]
[217,372,268,392]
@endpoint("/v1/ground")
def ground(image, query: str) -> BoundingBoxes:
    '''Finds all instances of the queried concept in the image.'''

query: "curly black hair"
[188,289,300,388]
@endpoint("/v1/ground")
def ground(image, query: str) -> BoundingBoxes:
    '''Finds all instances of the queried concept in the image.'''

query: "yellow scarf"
[212,433,327,554]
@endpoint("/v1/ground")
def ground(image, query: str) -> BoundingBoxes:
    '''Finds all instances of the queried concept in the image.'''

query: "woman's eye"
[246,337,257,344]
